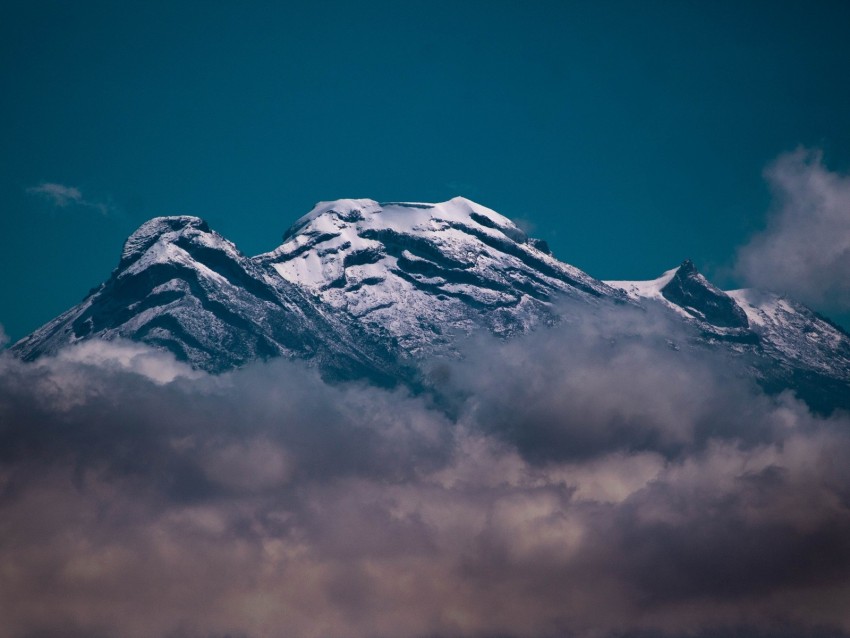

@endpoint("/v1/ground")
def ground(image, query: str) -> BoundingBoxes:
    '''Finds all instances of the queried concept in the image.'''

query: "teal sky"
[3,0,850,341]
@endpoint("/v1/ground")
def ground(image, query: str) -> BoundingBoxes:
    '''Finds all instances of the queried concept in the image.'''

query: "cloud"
[26,182,111,214]
[736,149,850,312]
[26,182,83,206]
[2,306,850,638]
[52,339,202,385]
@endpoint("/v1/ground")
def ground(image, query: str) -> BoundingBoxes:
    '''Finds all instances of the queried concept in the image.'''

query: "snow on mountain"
[607,266,687,316]
[256,197,619,356]
[609,260,745,324]
[727,287,850,381]
[12,215,394,379]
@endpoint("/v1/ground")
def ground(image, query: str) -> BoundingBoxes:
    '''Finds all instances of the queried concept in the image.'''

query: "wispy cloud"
[26,181,111,214]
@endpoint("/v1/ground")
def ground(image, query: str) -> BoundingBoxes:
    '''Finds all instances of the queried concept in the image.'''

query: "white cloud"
[736,148,850,312]
[26,181,110,214]
[52,339,201,384]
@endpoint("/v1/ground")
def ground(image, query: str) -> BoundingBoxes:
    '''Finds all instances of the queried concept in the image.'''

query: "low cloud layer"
[737,149,850,312]
[2,304,850,638]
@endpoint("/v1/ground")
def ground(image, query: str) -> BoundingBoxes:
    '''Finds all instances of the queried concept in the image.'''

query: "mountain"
[11,215,401,382]
[255,197,619,357]
[607,261,850,411]
[11,197,850,410]
[13,198,622,376]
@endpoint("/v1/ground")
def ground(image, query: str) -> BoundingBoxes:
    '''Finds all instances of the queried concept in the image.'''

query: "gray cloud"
[2,306,850,638]
[736,149,850,312]
[444,304,775,462]
[26,182,111,214]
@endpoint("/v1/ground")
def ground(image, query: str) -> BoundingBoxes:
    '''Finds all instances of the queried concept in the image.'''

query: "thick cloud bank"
[2,306,850,638]
[737,148,850,312]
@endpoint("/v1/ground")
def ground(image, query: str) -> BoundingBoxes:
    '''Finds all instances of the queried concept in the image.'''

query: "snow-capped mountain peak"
[256,197,613,355]
[12,212,383,377]
[121,215,211,261]
[659,259,749,329]
[283,196,521,237]
[607,260,748,328]
[115,215,251,289]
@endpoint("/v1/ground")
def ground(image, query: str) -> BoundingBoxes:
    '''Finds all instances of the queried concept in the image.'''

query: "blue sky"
[3,0,850,341]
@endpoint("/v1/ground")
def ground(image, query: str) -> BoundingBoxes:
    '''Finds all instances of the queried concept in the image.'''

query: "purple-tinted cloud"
[2,303,850,638]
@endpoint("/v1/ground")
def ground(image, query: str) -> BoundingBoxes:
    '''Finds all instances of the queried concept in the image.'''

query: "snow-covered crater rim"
[277,197,522,241]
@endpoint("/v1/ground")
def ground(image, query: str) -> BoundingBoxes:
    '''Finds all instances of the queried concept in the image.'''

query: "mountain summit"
[12,198,850,409]
[256,197,615,356]
[608,260,749,330]
[659,260,750,329]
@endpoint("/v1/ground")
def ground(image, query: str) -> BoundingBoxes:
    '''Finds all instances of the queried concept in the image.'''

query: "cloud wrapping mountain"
[3,302,850,638]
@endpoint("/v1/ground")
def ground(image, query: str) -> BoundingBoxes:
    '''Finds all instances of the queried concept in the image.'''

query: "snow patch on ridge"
[606,267,691,319]
[606,267,678,303]
[122,216,209,260]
